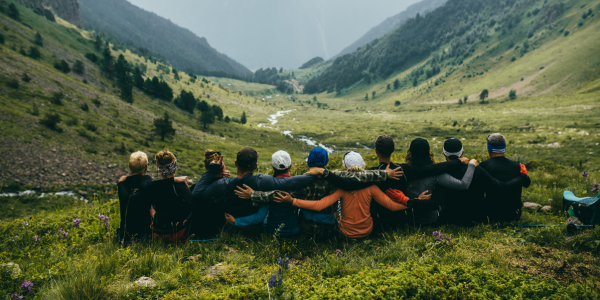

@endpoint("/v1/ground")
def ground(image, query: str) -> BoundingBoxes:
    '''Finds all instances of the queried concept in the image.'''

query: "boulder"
[523,202,542,210]
[541,206,552,212]
[134,277,155,287]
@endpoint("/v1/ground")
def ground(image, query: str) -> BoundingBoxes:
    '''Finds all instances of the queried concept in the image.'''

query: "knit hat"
[343,151,364,169]
[443,138,463,159]
[409,138,430,158]
[272,150,292,171]
[307,147,329,168]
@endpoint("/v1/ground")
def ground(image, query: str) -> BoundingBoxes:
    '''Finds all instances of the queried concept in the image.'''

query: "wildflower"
[15,235,18,239]
[97,214,110,228]
[335,249,342,258]
[277,257,282,267]
[10,293,23,300]
[519,265,528,271]
[538,185,542,189]
[88,202,93,207]
[279,275,283,286]
[33,236,40,242]
[582,171,589,177]
[592,188,598,194]
[73,218,81,228]
[23,221,29,226]
[21,280,33,292]
[594,182,600,187]
[58,228,69,239]
[366,152,370,155]
[268,274,277,288]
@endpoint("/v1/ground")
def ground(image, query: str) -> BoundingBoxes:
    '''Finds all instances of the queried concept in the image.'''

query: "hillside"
[79,0,252,78]
[332,0,447,60]
[14,0,80,24]
[0,0,313,190]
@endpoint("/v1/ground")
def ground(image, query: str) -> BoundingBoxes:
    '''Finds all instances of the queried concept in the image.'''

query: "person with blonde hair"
[117,151,152,244]
[273,152,422,239]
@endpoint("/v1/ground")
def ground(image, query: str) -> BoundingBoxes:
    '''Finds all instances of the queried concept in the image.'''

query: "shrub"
[34,32,43,46]
[28,103,40,116]
[91,97,102,107]
[7,78,19,89]
[511,56,516,62]
[54,60,70,73]
[7,3,20,21]
[80,102,89,112]
[0,33,4,44]
[39,113,62,132]
[50,92,64,105]
[85,53,98,63]
[28,46,41,60]
[73,60,85,75]
[509,89,517,100]
[224,116,230,123]
[564,30,570,36]
[21,73,31,83]
[394,101,401,106]
[84,121,97,132]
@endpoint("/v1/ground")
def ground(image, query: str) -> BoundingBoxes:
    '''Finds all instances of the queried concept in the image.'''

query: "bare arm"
[276,189,345,212]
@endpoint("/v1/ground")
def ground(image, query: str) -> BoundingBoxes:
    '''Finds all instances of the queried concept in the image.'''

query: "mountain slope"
[79,0,252,78]
[332,0,447,60]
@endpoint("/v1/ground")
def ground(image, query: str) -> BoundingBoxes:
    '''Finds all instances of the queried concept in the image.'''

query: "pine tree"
[241,112,247,125]
[8,3,20,21]
[197,100,209,112]
[133,67,144,89]
[479,89,489,102]
[115,55,133,103]
[73,60,85,75]
[28,47,41,60]
[387,83,391,90]
[94,35,102,50]
[212,105,223,120]
[21,73,31,83]
[102,45,114,78]
[224,116,230,123]
[152,112,176,141]
[174,90,197,113]
[34,32,43,46]
[200,107,215,129]
[365,93,369,101]
[372,91,376,99]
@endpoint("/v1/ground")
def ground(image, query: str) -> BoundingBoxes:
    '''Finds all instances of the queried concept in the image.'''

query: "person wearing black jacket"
[364,135,469,230]
[479,133,532,222]
[437,138,531,225]
[117,151,152,244]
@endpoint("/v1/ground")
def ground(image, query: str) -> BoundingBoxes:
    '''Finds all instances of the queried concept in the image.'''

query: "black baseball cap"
[237,147,258,168]
[375,135,395,157]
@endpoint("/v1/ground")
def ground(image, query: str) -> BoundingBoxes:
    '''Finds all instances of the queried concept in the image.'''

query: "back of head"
[443,138,463,160]
[204,149,219,168]
[407,138,434,165]
[375,135,395,158]
[272,150,292,172]
[237,147,258,172]
[487,133,507,154]
[155,150,177,176]
[129,151,148,174]
[307,147,329,168]
[343,151,364,171]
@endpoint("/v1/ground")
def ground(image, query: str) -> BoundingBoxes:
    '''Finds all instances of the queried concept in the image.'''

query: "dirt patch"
[509,247,597,285]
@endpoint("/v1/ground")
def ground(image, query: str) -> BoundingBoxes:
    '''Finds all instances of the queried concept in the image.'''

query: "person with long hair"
[273,152,427,239]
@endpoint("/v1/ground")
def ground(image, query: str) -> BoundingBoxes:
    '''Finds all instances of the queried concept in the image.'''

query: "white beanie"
[272,150,292,170]
[343,151,364,169]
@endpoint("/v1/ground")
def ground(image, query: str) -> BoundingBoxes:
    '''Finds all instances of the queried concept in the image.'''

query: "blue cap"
[307,147,329,168]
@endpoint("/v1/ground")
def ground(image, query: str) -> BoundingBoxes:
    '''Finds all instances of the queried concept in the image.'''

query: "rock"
[541,206,552,212]
[207,263,228,277]
[108,164,117,168]
[523,202,542,210]
[0,262,21,275]
[224,245,237,253]
[566,217,583,226]
[134,277,155,287]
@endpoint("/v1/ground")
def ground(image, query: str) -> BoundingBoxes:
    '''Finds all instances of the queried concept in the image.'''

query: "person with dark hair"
[366,135,471,230]
[272,152,416,239]
[192,147,324,235]
[480,133,531,222]
[397,138,479,226]
[437,138,531,225]
[233,147,404,238]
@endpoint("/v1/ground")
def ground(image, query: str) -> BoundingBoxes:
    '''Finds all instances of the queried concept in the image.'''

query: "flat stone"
[207,263,228,277]
[134,276,155,287]
[523,202,542,210]
[541,206,552,212]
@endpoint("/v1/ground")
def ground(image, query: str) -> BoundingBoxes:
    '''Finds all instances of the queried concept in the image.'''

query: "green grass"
[1,161,599,299]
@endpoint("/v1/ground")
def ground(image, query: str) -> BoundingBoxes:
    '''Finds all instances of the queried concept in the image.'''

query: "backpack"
[563,191,600,225]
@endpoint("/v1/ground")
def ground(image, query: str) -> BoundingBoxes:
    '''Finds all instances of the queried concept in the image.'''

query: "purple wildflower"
[58,228,69,239]
[594,182,600,187]
[592,188,598,194]
[279,275,283,286]
[10,293,23,300]
[582,171,589,177]
[336,249,342,258]
[73,218,81,228]
[519,265,528,271]
[21,280,33,292]
[268,274,277,288]
[366,152,370,156]
[33,235,40,242]
[88,202,93,207]
[277,257,282,267]
[538,185,542,189]
[97,214,110,228]
[284,254,289,270]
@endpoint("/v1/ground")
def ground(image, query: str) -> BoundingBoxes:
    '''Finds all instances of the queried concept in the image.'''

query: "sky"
[126,0,420,70]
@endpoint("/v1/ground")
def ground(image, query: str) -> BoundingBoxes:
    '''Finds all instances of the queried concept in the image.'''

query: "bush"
[564,30,570,36]
[39,113,62,132]
[21,73,31,83]
[394,101,401,106]
[28,46,41,59]
[80,102,89,112]
[28,103,40,116]
[511,56,516,62]
[509,89,517,100]
[7,3,20,21]
[65,116,78,126]
[0,33,4,44]
[85,53,98,63]
[224,116,230,123]
[84,121,97,132]
[7,78,19,89]
[54,60,71,73]
[91,97,102,107]
[73,60,85,75]
[50,92,64,105]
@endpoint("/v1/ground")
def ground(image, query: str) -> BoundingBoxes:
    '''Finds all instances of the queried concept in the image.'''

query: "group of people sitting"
[116,133,531,244]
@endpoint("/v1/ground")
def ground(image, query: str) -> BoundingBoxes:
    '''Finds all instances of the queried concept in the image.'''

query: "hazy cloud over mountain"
[126,0,420,70]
